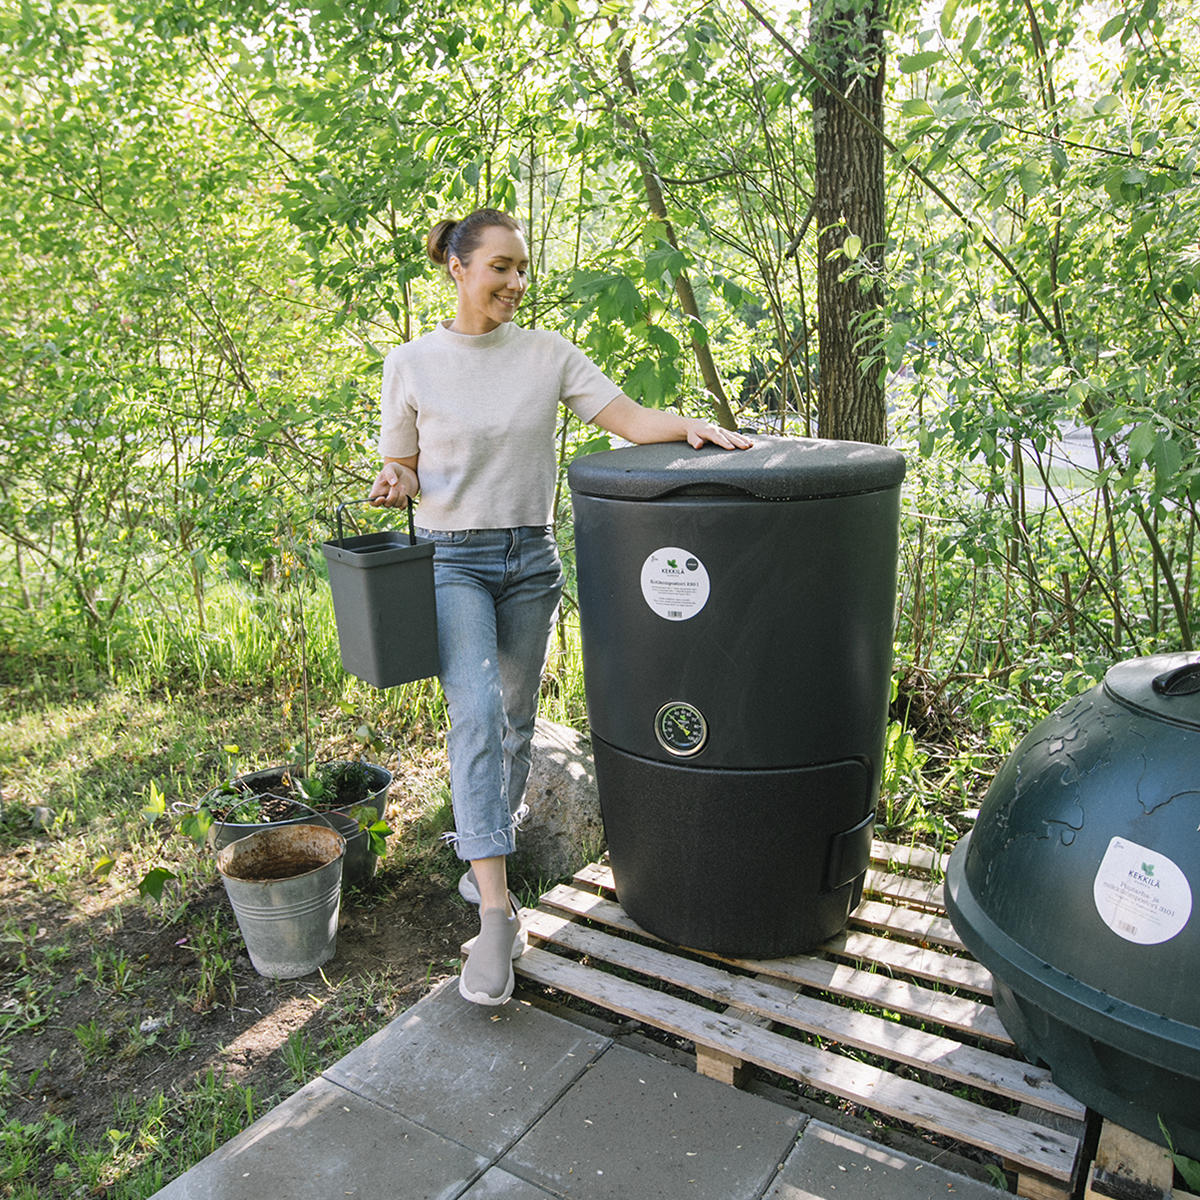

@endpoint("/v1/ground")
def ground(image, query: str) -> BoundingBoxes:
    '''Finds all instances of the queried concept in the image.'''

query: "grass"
[0,593,497,1200]
[0,664,448,1197]
[0,1069,267,1199]
[1,959,441,1200]
[280,1030,320,1086]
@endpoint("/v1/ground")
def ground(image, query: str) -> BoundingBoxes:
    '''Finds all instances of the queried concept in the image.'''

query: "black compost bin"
[569,435,906,957]
[946,653,1200,1156]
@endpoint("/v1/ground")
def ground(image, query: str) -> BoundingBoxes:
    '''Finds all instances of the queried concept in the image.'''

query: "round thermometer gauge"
[654,701,709,757]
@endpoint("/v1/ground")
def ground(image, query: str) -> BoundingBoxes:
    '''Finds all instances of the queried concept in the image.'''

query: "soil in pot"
[213,762,390,814]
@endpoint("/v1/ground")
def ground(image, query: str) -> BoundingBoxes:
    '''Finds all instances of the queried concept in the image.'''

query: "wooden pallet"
[510,840,1089,1198]
[1083,1119,1198,1200]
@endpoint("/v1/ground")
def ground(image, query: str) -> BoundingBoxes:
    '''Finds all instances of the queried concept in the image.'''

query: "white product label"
[640,547,711,621]
[1092,836,1192,945]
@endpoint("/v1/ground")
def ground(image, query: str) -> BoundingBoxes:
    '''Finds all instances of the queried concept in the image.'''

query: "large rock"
[512,719,605,884]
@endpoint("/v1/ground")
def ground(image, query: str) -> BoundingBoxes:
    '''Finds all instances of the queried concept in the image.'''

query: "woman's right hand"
[369,460,418,507]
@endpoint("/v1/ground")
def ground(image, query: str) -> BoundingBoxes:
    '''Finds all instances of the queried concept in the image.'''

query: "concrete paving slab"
[324,977,611,1157]
[501,1041,804,1199]
[149,1074,488,1200]
[765,1120,1001,1200]
[460,1167,560,1198]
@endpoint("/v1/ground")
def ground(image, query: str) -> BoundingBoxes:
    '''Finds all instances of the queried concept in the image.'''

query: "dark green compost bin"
[569,435,906,958]
[946,653,1200,1156]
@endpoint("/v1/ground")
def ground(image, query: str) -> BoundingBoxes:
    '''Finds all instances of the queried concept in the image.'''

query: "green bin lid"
[567,434,905,501]
[1104,653,1200,732]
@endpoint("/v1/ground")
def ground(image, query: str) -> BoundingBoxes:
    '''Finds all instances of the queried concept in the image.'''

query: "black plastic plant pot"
[321,500,440,689]
[569,435,905,958]
[945,652,1200,1157]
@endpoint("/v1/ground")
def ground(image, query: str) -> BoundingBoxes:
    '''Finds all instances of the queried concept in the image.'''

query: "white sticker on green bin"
[640,547,710,621]
[1092,835,1192,945]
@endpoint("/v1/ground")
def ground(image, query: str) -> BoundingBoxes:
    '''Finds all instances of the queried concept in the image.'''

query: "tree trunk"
[810,0,887,445]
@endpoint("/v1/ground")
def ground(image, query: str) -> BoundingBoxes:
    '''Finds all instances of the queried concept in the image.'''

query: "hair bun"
[426,218,460,266]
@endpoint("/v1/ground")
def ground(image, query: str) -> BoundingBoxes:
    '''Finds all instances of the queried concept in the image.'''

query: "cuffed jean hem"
[440,801,529,862]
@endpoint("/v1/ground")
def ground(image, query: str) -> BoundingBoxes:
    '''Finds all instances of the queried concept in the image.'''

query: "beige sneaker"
[459,905,527,1006]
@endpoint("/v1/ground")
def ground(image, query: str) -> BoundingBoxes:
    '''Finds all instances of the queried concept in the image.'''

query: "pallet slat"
[576,859,948,922]
[541,884,1012,1045]
[849,898,966,952]
[871,839,950,875]
[824,928,994,996]
[862,867,946,911]
[513,944,1079,1182]
[523,906,1083,1119]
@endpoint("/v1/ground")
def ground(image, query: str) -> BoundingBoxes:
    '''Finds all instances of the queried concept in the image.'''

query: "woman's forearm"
[590,394,752,450]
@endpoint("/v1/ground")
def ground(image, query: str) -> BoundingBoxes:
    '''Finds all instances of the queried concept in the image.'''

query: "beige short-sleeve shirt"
[379,321,620,530]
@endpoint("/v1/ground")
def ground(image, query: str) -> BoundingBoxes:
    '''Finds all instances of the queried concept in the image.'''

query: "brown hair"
[426,208,523,276]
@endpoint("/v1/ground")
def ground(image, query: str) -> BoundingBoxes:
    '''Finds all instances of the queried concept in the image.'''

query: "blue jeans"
[419,526,564,862]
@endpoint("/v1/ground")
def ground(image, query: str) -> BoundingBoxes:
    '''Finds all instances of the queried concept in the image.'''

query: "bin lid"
[567,434,906,501]
[1104,652,1200,732]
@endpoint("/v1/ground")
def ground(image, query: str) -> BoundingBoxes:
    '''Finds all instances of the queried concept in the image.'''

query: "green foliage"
[1159,1117,1200,1191]
[889,0,1200,663]
[0,0,1198,767]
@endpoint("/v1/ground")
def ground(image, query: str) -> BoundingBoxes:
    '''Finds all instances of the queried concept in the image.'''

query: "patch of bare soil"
[0,853,478,1174]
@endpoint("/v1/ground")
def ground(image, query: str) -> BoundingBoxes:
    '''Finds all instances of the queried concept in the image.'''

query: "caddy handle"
[335,496,416,548]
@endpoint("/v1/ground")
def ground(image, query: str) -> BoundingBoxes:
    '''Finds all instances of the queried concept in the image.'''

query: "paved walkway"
[151,977,1000,1200]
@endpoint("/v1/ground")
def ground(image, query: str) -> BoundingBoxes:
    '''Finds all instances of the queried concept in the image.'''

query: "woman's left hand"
[681,419,754,450]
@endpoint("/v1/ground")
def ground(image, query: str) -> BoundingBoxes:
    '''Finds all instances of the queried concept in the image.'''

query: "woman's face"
[449,226,529,335]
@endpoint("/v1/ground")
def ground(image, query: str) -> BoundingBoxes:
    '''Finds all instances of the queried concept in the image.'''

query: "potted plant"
[199,758,392,847]
[183,742,394,889]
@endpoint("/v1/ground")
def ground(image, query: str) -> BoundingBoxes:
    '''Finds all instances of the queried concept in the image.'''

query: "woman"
[369,208,750,1006]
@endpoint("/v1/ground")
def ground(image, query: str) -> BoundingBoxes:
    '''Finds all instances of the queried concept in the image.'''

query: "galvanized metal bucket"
[216,823,345,979]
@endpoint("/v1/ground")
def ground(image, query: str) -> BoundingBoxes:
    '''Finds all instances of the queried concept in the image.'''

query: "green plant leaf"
[961,15,983,54]
[1128,422,1157,464]
[899,51,945,73]
[1153,434,1183,490]
[1158,1117,1200,1190]
[367,820,392,857]
[137,868,178,903]
[140,780,167,823]
[940,0,961,39]
[179,807,213,844]
[1099,13,1127,41]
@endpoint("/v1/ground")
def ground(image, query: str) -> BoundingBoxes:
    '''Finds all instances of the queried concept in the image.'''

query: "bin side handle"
[334,497,416,548]
[825,810,876,893]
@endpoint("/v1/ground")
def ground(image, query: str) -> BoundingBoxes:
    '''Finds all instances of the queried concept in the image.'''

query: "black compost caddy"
[569,435,906,959]
[321,498,440,689]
